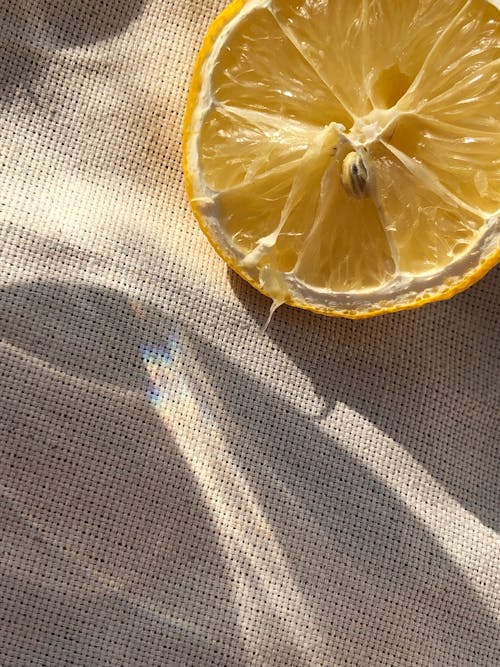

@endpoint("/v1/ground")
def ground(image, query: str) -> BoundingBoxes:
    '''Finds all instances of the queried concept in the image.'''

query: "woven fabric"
[0,1,499,665]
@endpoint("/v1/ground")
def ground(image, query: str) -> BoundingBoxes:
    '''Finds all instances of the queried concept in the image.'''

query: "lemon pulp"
[184,0,500,317]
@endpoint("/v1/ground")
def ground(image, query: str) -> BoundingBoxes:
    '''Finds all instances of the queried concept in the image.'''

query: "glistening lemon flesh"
[184,0,500,318]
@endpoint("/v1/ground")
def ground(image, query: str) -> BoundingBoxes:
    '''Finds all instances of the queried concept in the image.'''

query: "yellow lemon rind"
[183,0,500,319]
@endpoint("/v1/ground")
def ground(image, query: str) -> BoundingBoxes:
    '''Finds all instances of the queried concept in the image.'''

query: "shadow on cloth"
[0,0,145,107]
[1,0,145,48]
[42,0,146,47]
[229,266,500,533]
[0,282,247,666]
[0,279,498,665]
[0,42,43,107]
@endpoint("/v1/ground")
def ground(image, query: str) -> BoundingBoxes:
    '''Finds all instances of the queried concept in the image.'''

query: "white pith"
[186,0,500,312]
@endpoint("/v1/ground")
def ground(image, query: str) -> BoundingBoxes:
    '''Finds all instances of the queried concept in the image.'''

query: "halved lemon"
[183,0,500,318]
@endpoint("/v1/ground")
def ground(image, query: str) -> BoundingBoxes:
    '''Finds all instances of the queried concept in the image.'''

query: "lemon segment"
[370,142,484,273]
[389,116,500,215]
[199,104,317,192]
[210,7,352,128]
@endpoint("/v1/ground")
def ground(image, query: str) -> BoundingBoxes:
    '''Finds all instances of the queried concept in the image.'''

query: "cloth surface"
[0,1,499,665]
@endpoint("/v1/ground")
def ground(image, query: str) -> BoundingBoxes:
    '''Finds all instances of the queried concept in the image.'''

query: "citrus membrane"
[184,0,500,317]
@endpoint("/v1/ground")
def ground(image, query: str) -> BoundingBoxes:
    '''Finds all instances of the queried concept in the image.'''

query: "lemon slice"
[183,0,500,318]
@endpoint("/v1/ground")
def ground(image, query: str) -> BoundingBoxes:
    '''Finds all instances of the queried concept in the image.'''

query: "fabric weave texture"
[0,1,499,665]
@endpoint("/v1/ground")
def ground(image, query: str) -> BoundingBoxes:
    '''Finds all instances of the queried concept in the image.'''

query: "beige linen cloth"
[0,1,499,665]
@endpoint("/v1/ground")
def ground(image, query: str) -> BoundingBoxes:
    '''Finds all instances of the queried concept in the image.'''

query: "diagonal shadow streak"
[186,317,500,665]
[0,281,247,667]
[0,279,498,666]
[0,0,146,110]
[229,265,500,532]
